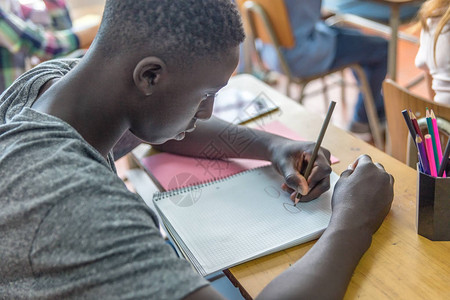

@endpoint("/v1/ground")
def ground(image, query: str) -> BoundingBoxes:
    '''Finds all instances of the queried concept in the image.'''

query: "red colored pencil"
[409,110,426,152]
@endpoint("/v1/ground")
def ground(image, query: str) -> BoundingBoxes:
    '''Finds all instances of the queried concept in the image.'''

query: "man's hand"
[270,140,332,202]
[331,155,394,235]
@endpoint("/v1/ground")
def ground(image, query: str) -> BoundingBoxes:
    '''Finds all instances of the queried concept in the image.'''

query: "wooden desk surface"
[223,74,450,299]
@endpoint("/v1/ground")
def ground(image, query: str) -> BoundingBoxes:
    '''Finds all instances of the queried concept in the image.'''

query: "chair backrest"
[236,0,296,80]
[383,79,450,164]
[235,0,295,48]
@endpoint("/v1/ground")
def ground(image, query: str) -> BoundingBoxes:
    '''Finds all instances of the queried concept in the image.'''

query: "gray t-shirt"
[0,59,208,299]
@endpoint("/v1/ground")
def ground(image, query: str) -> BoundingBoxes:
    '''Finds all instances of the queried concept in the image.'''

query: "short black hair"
[96,0,245,67]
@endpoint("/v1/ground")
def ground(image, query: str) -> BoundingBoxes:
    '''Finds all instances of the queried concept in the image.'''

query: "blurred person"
[415,0,450,105]
[242,0,388,136]
[0,0,99,92]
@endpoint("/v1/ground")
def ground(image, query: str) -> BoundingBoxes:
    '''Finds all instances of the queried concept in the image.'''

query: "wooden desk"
[218,74,449,299]
[327,0,423,81]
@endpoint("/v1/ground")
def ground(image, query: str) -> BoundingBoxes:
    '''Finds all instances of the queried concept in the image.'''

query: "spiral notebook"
[153,165,339,276]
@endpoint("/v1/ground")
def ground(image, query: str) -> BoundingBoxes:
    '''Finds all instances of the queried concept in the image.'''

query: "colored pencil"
[430,110,445,176]
[294,101,336,205]
[424,134,438,177]
[425,108,440,172]
[438,139,450,177]
[416,135,430,175]
[409,110,426,152]
[401,109,417,145]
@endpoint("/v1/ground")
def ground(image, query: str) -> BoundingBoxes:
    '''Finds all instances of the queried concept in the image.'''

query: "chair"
[382,79,450,166]
[235,0,384,149]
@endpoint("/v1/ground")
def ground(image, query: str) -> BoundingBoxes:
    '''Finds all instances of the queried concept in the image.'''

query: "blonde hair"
[418,0,450,64]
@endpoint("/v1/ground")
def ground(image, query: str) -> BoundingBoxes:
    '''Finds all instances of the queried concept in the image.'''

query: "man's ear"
[133,57,166,96]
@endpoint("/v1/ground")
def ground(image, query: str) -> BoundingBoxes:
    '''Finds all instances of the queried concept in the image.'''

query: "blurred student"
[247,0,388,135]
[0,0,99,92]
[415,0,450,105]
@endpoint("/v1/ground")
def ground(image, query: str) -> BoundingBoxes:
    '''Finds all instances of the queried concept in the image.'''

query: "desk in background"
[325,0,423,81]
[132,74,449,299]
[374,0,423,81]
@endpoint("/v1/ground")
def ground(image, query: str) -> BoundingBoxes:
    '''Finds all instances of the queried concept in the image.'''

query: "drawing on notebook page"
[264,185,301,213]
[283,203,301,213]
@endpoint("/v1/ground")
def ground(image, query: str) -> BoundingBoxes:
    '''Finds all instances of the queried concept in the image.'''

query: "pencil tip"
[431,109,436,119]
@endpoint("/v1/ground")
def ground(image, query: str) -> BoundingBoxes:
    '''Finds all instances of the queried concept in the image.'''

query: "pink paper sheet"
[141,121,339,190]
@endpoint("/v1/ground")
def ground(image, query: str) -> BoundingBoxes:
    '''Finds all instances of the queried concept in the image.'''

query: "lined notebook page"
[153,165,339,276]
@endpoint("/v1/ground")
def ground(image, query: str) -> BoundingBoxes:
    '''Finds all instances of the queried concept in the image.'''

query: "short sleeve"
[29,187,208,299]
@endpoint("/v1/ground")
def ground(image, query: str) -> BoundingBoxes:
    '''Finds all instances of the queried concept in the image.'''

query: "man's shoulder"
[0,58,80,124]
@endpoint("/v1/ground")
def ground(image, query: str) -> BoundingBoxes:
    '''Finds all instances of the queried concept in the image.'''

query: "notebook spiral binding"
[152,165,273,201]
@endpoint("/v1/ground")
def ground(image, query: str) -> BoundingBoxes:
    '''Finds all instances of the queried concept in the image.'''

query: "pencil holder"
[416,167,450,241]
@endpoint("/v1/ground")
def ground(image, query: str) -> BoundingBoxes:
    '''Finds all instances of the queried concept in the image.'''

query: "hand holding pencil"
[274,102,335,203]
[277,140,332,203]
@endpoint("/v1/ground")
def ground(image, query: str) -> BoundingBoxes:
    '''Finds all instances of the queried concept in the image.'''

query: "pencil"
[437,139,450,177]
[409,110,426,152]
[430,110,445,176]
[425,108,440,172]
[424,134,437,177]
[401,109,417,146]
[416,135,430,175]
[294,101,336,205]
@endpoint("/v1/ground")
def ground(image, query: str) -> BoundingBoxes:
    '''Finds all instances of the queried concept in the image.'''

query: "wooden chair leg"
[298,83,307,104]
[286,80,291,98]
[320,77,330,112]
[340,70,347,111]
[353,65,384,150]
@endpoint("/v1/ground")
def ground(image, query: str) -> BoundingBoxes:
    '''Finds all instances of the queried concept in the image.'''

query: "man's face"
[130,46,240,144]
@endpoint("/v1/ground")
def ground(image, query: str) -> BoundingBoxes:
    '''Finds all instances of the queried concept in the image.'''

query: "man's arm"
[155,116,332,201]
[155,116,275,160]
[184,155,394,300]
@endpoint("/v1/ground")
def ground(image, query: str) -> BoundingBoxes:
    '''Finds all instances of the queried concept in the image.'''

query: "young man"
[0,0,394,299]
